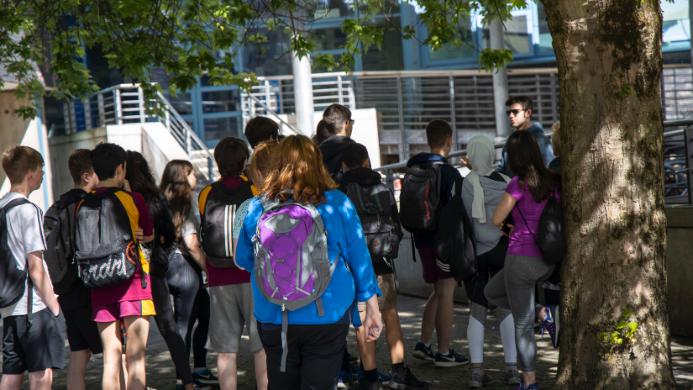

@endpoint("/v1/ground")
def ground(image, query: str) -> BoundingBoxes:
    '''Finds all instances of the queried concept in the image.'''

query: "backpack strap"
[280,310,289,372]
[2,198,35,327]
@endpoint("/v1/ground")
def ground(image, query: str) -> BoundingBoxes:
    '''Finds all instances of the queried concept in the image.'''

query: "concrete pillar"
[291,50,314,136]
[490,19,511,138]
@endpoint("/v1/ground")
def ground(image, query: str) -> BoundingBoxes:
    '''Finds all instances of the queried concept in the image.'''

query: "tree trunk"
[541,1,675,388]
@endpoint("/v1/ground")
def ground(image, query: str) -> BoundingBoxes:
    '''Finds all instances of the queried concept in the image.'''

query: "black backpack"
[344,182,402,259]
[43,190,86,295]
[434,179,477,280]
[517,193,565,265]
[147,194,176,277]
[74,189,140,288]
[399,162,442,233]
[200,180,253,268]
[0,198,31,308]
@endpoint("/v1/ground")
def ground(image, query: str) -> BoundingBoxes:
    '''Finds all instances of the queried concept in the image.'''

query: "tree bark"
[541,0,675,388]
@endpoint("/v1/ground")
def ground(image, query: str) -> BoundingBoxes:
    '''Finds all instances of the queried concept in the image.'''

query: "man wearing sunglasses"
[497,96,554,176]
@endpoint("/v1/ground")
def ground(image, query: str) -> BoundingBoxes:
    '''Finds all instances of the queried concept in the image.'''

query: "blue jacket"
[235,190,380,325]
[497,122,554,176]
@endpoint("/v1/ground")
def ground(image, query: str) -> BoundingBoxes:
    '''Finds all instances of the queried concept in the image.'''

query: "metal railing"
[240,65,693,161]
[240,68,560,159]
[63,84,216,182]
[375,120,693,205]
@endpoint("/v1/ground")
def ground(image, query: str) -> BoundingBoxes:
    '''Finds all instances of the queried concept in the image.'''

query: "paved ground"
[6,294,693,389]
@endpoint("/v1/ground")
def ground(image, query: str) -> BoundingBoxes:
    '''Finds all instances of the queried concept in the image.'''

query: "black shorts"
[62,304,103,354]
[3,308,65,374]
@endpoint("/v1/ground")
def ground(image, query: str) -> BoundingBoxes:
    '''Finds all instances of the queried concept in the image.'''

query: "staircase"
[63,84,217,182]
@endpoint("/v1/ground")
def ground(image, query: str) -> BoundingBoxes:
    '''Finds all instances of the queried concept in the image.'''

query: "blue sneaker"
[434,349,469,367]
[412,342,435,362]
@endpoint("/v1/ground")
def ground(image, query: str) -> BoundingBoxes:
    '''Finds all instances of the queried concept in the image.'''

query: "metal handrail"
[241,92,300,135]
[63,83,216,182]
[247,68,560,82]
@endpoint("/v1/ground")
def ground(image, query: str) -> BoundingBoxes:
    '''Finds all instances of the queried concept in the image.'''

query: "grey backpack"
[252,199,338,372]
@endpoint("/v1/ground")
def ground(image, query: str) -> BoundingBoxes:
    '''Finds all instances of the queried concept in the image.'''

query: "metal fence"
[375,119,693,205]
[240,65,693,162]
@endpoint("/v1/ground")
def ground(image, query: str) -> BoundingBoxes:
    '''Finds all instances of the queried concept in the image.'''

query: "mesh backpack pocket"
[74,190,139,288]
[200,181,253,268]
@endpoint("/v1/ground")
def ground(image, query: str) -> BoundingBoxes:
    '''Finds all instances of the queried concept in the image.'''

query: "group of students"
[404,95,561,390]
[0,95,561,390]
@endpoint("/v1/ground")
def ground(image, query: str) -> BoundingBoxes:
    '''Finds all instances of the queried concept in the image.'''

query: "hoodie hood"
[340,167,382,187]
[319,135,356,177]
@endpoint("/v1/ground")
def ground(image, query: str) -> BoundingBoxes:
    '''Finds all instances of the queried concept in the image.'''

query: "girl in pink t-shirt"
[484,131,560,390]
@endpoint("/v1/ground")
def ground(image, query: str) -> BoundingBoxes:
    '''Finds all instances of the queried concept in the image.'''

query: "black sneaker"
[389,365,429,389]
[192,368,219,385]
[433,349,470,367]
[412,342,434,362]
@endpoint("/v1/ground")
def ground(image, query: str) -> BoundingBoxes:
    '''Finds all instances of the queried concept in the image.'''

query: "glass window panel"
[311,0,355,19]
[312,28,348,51]
[504,14,531,56]
[536,4,553,56]
[426,17,476,62]
[167,92,193,116]
[243,30,292,76]
[201,90,240,113]
[203,117,241,142]
[662,0,689,45]
[362,28,404,70]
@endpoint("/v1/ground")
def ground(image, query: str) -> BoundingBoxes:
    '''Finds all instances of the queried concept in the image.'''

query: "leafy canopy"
[0,0,525,117]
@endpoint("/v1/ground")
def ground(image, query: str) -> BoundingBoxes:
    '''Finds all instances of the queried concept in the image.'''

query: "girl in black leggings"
[125,151,195,390]
[161,160,216,386]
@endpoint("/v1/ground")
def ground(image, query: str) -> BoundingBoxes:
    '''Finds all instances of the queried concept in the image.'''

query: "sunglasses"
[506,109,524,116]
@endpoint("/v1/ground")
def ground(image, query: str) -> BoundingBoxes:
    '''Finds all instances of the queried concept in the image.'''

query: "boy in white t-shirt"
[0,146,63,390]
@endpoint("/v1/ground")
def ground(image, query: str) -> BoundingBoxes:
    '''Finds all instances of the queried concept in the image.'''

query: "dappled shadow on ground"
[23,295,693,389]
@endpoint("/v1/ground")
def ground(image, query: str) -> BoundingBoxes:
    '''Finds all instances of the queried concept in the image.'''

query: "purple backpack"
[252,199,337,371]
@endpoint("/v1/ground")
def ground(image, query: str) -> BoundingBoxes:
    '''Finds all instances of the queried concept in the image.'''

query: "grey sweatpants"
[484,255,554,372]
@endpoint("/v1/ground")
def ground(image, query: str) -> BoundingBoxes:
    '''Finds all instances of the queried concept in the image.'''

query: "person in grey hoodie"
[497,96,554,176]
[462,135,520,388]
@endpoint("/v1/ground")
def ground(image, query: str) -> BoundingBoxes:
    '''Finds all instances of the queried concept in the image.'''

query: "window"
[424,16,477,64]
[311,0,355,19]
[242,30,292,76]
[313,28,348,51]
[536,3,553,56]
[203,117,241,142]
[662,0,689,48]
[201,90,240,113]
[504,14,532,56]
[362,28,404,70]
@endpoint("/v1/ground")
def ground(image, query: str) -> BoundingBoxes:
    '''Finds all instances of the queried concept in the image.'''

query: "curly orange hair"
[262,135,337,204]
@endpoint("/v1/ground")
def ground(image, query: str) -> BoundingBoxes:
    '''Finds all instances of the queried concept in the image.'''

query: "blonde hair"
[262,135,337,204]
